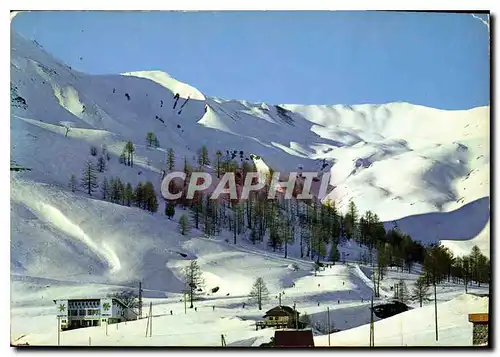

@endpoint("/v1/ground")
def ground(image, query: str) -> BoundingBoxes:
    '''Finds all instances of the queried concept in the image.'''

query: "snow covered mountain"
[10,29,490,346]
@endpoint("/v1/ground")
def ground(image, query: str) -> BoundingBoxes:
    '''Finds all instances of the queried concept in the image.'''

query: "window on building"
[79,309,86,316]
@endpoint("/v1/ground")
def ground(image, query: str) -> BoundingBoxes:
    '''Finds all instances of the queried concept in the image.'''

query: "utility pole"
[139,281,143,319]
[327,307,331,347]
[369,296,374,347]
[57,316,61,346]
[293,302,298,330]
[184,292,187,314]
[434,282,438,341]
[149,302,153,337]
[221,334,226,346]
[278,293,282,306]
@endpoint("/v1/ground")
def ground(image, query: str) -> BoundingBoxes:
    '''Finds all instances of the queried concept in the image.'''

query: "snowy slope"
[314,293,489,347]
[10,29,490,346]
[10,30,489,256]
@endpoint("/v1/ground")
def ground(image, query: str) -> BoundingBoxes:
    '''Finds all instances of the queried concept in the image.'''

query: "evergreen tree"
[69,174,77,192]
[200,145,210,166]
[101,177,110,200]
[328,243,340,263]
[215,150,222,177]
[97,156,106,172]
[344,199,359,240]
[109,177,124,204]
[311,221,327,262]
[179,214,190,235]
[469,245,484,285]
[142,181,159,213]
[183,157,192,176]
[423,244,454,285]
[374,243,389,297]
[183,260,205,308]
[249,277,269,310]
[124,182,134,206]
[215,150,222,178]
[167,148,175,171]
[250,228,259,245]
[395,279,409,304]
[125,141,135,167]
[203,197,217,236]
[476,253,490,287]
[134,182,144,207]
[411,275,431,307]
[461,256,472,292]
[119,150,126,165]
[191,192,203,229]
[146,132,159,148]
[81,160,98,196]
[165,202,175,219]
[90,146,97,156]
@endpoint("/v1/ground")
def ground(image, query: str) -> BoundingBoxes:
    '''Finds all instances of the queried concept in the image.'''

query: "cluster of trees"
[146,132,160,148]
[72,158,159,213]
[170,146,429,271]
[120,141,135,167]
[422,244,490,290]
[390,244,490,307]
[73,142,491,303]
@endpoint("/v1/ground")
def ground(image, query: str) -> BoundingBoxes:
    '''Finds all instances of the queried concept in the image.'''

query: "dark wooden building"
[274,330,315,347]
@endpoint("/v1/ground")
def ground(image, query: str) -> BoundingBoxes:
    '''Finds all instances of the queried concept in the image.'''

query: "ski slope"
[10,29,490,347]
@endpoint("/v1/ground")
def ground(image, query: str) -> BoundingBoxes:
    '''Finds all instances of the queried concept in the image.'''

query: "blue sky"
[12,11,489,109]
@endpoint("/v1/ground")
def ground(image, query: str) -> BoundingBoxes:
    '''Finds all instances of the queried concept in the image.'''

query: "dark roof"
[274,330,315,347]
[263,306,300,318]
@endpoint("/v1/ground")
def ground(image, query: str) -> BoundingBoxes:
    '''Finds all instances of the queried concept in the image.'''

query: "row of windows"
[68,301,100,308]
[68,309,103,316]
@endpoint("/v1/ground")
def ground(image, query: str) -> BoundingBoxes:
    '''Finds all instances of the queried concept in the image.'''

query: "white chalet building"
[54,297,137,330]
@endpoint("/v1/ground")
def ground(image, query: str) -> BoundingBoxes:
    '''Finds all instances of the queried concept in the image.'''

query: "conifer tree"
[215,150,222,178]
[97,156,106,172]
[124,182,134,206]
[101,177,110,200]
[165,202,175,219]
[411,275,431,307]
[179,214,190,235]
[167,148,175,171]
[125,141,135,167]
[69,174,77,192]
[81,160,98,196]
[328,243,340,263]
[183,260,205,308]
[134,182,144,207]
[249,277,269,310]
